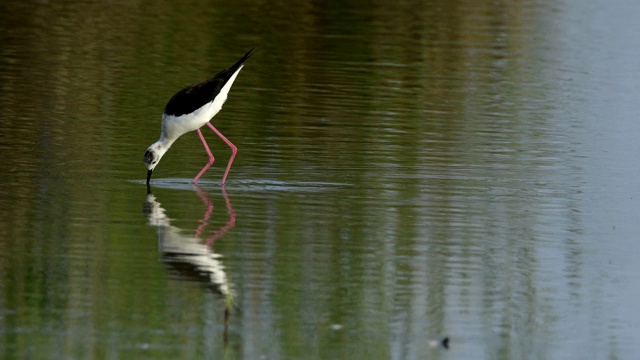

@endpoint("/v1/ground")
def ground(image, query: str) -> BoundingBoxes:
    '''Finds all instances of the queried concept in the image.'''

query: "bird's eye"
[152,161,157,164]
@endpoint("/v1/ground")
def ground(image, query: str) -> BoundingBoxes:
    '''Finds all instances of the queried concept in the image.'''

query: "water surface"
[1,0,640,358]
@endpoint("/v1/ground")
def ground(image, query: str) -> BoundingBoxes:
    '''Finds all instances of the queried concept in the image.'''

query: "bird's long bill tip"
[146,169,153,185]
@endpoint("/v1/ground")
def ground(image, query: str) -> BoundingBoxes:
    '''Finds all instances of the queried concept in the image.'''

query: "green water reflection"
[2,0,640,359]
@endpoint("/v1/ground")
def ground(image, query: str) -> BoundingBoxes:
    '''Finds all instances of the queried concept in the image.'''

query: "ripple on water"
[136,178,355,192]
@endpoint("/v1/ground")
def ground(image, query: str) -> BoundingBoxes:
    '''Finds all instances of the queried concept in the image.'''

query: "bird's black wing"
[164,48,254,117]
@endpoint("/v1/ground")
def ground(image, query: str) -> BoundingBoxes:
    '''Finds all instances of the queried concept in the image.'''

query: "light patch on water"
[132,178,354,192]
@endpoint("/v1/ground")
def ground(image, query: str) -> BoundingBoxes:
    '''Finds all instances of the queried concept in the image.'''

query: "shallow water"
[1,0,640,358]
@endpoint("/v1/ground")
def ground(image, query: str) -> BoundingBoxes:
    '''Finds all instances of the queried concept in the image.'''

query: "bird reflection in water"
[143,185,236,342]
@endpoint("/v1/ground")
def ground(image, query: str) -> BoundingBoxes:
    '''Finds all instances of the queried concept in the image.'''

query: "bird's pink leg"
[205,122,237,185]
[192,128,215,184]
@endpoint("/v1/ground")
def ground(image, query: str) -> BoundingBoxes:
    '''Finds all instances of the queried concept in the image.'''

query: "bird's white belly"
[162,97,226,139]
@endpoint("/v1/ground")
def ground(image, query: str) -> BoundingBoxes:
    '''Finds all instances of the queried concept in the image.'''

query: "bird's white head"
[144,142,170,184]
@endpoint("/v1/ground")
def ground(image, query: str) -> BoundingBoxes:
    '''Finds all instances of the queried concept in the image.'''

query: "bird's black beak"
[146,169,153,185]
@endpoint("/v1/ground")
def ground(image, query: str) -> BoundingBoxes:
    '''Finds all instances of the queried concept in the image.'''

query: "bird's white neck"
[148,136,175,165]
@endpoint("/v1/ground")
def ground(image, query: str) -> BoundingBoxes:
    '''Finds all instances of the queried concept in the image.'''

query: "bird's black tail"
[214,48,254,77]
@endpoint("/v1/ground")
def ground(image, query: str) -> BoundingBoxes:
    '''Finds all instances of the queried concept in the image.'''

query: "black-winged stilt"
[144,48,253,186]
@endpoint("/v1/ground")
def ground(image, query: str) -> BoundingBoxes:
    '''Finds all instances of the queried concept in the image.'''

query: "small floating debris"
[428,336,449,350]
[330,324,344,331]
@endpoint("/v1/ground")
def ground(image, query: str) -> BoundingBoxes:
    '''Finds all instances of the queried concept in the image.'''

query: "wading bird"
[144,48,253,185]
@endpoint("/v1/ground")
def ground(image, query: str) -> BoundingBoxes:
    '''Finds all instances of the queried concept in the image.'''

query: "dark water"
[2,0,640,358]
